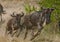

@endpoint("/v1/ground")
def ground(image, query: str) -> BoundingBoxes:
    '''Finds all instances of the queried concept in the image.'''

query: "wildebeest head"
[11,12,24,24]
[45,8,54,24]
[41,7,54,26]
[43,8,54,24]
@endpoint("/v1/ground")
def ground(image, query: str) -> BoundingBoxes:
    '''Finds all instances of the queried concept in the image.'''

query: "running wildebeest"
[30,8,54,40]
[6,12,24,37]
[21,8,54,40]
[0,4,6,21]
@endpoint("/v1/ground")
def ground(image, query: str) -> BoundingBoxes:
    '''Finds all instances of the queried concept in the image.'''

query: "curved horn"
[11,12,16,17]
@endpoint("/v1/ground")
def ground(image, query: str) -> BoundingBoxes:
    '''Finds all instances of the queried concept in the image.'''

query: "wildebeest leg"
[9,30,13,35]
[11,30,17,37]
[24,28,28,39]
[5,28,8,36]
[16,27,23,37]
[0,13,2,21]
[12,27,22,37]
[8,28,13,37]
[11,27,19,37]
[31,28,34,38]
[0,14,2,22]
[5,28,13,37]
[30,22,43,40]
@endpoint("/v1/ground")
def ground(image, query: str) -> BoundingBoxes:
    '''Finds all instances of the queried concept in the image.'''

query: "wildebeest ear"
[21,12,24,17]
[10,12,16,17]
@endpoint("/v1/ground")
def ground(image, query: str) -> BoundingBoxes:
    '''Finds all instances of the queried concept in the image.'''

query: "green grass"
[24,3,36,14]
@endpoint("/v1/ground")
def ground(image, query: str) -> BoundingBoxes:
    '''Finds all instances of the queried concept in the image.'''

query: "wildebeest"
[5,12,24,37]
[21,8,54,40]
[30,8,54,40]
[0,4,6,21]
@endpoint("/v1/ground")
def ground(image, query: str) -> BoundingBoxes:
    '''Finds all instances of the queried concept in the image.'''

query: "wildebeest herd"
[0,4,55,40]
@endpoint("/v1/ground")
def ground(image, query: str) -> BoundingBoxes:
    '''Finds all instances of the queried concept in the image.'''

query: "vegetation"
[24,4,36,14]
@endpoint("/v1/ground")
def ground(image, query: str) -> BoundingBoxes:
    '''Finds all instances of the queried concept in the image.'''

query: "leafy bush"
[24,4,36,14]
